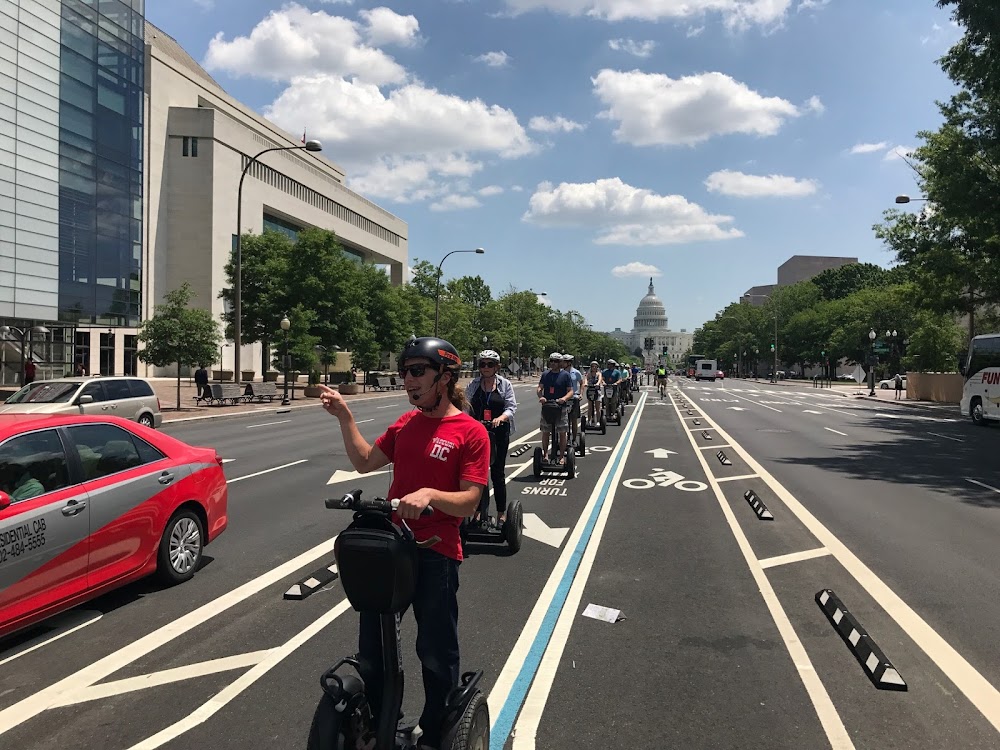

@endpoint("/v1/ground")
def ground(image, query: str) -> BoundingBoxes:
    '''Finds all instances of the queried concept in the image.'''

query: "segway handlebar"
[326,489,433,515]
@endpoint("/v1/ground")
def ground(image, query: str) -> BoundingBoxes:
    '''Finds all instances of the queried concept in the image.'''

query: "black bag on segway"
[334,514,418,614]
[541,400,563,422]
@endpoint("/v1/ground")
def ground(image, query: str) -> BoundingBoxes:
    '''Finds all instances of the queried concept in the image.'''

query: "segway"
[581,385,606,436]
[603,384,622,426]
[569,397,586,457]
[308,490,490,750]
[461,421,524,554]
[533,399,575,478]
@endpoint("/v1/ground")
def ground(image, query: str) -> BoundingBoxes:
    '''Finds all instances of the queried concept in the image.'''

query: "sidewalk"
[726,377,960,413]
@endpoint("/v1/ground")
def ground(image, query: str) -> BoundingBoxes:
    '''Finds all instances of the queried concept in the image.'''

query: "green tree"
[903,309,964,372]
[139,283,221,410]
[810,262,892,301]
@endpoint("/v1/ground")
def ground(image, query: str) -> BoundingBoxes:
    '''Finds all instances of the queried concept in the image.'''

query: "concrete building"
[0,5,407,387]
[144,21,407,378]
[741,255,858,305]
[608,279,694,367]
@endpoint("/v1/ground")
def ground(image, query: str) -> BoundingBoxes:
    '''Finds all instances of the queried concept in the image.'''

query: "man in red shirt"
[319,336,488,748]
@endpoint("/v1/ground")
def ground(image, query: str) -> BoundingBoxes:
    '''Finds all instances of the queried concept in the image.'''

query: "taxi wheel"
[157,509,205,586]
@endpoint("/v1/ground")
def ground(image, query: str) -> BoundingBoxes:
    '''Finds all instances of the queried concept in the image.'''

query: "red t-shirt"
[375,410,489,561]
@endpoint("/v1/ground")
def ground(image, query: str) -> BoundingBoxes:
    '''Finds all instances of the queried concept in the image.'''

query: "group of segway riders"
[313,336,647,749]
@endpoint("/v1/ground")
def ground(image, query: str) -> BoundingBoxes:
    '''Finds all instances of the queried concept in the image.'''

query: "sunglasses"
[478,361,497,368]
[399,364,431,378]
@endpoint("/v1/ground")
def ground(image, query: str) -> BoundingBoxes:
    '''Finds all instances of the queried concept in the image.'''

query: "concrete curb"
[815,589,907,691]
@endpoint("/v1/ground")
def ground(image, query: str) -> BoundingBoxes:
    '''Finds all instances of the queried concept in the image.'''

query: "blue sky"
[149,0,960,334]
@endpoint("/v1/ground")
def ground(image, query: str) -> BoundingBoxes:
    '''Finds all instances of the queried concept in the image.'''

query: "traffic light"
[821,350,825,357]
[662,345,668,354]
[770,343,775,352]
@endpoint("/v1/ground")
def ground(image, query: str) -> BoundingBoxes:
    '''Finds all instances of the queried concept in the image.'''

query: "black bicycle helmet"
[399,336,462,373]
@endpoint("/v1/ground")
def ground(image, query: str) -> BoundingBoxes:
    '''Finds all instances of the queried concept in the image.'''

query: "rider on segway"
[465,349,517,526]
[318,336,490,749]
[537,352,573,466]
[560,353,584,452]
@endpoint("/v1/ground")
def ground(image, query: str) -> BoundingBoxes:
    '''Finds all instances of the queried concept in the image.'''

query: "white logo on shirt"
[429,437,455,462]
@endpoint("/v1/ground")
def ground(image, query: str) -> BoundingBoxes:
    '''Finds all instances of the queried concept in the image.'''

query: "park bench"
[205,383,244,405]
[244,381,278,403]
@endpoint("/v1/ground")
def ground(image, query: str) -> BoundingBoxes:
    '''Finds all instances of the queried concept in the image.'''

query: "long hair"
[446,370,468,412]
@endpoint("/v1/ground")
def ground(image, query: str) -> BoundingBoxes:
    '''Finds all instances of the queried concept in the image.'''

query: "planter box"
[339,383,360,396]
[212,370,234,382]
[303,385,324,398]
[264,371,280,382]
[241,370,256,382]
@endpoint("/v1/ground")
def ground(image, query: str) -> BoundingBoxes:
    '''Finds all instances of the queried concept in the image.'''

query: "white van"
[961,333,1000,425]
[694,359,718,382]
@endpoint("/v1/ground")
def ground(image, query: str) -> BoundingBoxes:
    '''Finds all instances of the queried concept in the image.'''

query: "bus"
[961,333,1000,425]
[686,354,706,378]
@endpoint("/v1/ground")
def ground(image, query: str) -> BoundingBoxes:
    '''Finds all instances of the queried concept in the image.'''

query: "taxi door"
[0,428,89,634]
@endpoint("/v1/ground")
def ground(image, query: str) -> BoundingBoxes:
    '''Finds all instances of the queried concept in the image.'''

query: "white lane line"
[929,432,965,443]
[966,478,1000,495]
[667,395,855,749]
[687,426,717,432]
[508,394,647,748]
[824,427,848,436]
[126,601,352,749]
[715,473,759,484]
[703,410,1000,736]
[697,444,731,451]
[227,459,308,484]
[376,405,394,409]
[0,535,341,734]
[716,390,783,413]
[356,419,374,424]
[0,611,103,668]
[53,651,273,707]
[245,420,290,429]
[759,547,832,570]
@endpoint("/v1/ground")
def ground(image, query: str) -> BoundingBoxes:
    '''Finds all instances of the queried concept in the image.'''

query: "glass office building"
[0,0,143,383]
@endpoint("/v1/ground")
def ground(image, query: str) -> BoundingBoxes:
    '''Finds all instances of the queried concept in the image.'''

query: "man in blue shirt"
[537,352,573,464]
[602,359,621,385]
[561,353,584,449]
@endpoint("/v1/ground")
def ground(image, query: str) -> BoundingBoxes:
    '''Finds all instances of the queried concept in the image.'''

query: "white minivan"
[694,359,718,382]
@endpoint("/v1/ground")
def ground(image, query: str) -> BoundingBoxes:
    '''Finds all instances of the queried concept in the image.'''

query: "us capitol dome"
[607,279,694,367]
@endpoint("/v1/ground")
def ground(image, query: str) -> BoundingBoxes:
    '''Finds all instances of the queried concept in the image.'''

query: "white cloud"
[318,0,354,3]
[523,177,743,245]
[204,3,409,85]
[686,25,705,37]
[612,262,662,278]
[849,141,888,154]
[608,38,656,57]
[798,0,830,10]
[478,185,504,196]
[475,51,510,67]
[884,145,915,162]
[528,115,585,132]
[430,194,481,211]
[501,0,796,30]
[359,7,421,47]
[592,69,804,147]
[804,95,824,114]
[511,185,525,192]
[704,169,819,198]
[192,0,214,10]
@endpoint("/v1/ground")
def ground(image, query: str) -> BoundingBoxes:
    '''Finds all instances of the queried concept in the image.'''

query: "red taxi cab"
[0,414,227,639]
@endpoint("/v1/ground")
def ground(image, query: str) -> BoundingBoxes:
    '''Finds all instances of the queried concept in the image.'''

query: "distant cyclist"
[656,364,667,396]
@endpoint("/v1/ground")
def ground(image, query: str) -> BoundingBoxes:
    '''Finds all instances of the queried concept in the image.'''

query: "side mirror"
[78,394,93,405]
[0,491,11,511]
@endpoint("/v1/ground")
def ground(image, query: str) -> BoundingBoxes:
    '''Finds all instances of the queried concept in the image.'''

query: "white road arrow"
[645,448,678,458]
[327,468,391,485]
[521,513,569,548]
[727,407,746,411]
[803,410,823,414]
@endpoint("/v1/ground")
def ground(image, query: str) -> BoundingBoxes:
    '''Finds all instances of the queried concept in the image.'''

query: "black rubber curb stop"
[701,430,712,440]
[284,563,339,600]
[716,450,732,466]
[743,489,774,520]
[815,589,907,691]
[510,444,531,457]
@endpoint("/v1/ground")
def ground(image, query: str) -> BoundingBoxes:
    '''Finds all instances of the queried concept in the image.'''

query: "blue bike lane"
[490,387,830,749]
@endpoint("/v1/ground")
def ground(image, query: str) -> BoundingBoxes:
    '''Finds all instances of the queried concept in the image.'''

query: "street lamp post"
[742,294,778,382]
[886,329,897,374]
[433,248,485,337]
[895,195,928,204]
[868,328,877,397]
[280,314,291,405]
[218,343,230,381]
[234,139,322,385]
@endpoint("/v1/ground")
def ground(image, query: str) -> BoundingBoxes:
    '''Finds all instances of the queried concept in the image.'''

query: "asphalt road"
[1,378,999,749]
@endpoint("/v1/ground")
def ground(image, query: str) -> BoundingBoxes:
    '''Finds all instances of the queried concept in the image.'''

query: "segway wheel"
[565,451,575,478]
[581,414,588,431]
[533,447,543,478]
[600,418,606,435]
[505,500,523,554]
[307,694,345,750]
[445,690,489,750]
[578,431,586,455]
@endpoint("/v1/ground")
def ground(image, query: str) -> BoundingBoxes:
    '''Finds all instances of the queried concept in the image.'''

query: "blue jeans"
[359,549,460,746]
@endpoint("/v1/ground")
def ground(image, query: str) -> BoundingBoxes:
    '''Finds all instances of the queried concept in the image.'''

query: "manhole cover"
[756,428,790,433]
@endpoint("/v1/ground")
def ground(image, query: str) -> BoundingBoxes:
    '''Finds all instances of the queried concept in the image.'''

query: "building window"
[124,334,137,376]
[191,137,198,157]
[182,136,188,156]
[100,331,115,375]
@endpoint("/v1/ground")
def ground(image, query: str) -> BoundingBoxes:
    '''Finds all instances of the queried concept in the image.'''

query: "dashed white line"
[227,459,308,483]
[245,420,290,429]
[824,427,848,436]
[966,478,1000,495]
[697,444,731,451]
[928,432,964,443]
[715,473,759,483]
[0,611,103,668]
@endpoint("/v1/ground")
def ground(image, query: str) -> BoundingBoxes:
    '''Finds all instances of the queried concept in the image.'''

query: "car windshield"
[5,382,79,404]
